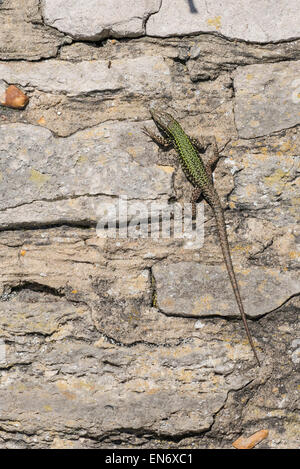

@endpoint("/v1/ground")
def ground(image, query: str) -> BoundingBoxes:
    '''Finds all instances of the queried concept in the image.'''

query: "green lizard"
[143,108,261,367]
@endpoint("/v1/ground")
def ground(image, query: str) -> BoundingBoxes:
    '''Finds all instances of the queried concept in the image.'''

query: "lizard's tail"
[211,195,261,367]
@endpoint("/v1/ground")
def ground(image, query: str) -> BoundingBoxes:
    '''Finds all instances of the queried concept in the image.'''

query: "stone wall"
[0,0,299,449]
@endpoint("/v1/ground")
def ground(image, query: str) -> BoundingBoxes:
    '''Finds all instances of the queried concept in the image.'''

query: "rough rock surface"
[0,0,299,450]
[0,0,70,60]
[0,121,172,228]
[42,0,161,40]
[153,262,299,318]
[233,61,300,138]
[146,0,300,42]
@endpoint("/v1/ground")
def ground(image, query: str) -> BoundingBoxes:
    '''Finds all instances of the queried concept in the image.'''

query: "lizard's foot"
[142,126,171,148]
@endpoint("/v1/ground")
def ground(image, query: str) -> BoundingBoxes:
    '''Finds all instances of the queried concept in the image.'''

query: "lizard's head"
[149,107,177,133]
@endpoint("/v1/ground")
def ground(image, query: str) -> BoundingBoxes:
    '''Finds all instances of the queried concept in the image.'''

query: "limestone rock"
[0,56,171,97]
[0,0,70,60]
[152,262,300,318]
[42,0,161,40]
[225,141,300,227]
[0,122,173,228]
[146,0,300,42]
[233,61,300,138]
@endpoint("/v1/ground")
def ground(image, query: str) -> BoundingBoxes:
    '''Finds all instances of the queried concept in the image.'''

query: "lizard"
[143,108,261,367]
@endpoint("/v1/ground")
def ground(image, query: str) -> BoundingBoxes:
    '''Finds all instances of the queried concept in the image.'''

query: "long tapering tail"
[211,194,261,366]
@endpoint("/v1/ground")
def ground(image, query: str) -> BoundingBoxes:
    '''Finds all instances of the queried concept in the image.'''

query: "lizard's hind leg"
[206,137,222,169]
[190,136,207,152]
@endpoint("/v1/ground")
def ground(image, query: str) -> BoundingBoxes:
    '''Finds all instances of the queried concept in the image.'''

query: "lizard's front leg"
[142,126,171,148]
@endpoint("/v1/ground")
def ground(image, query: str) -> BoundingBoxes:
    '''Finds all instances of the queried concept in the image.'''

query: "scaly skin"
[144,108,261,367]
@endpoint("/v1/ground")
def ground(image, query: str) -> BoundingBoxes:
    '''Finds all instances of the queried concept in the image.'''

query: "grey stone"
[0,56,171,97]
[41,0,161,40]
[0,122,173,228]
[0,292,88,337]
[0,223,298,448]
[0,0,69,61]
[0,58,234,138]
[233,61,300,138]
[152,262,300,318]
[0,285,253,440]
[186,36,300,81]
[146,0,300,42]
[225,141,300,227]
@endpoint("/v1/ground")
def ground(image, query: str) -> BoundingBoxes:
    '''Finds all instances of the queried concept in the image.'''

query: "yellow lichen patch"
[289,251,300,260]
[264,168,289,191]
[77,155,88,164]
[29,169,51,187]
[20,249,26,256]
[279,140,297,154]
[43,405,53,412]
[229,194,237,202]
[73,380,95,392]
[231,245,252,255]
[246,73,254,80]
[192,294,214,314]
[207,15,221,30]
